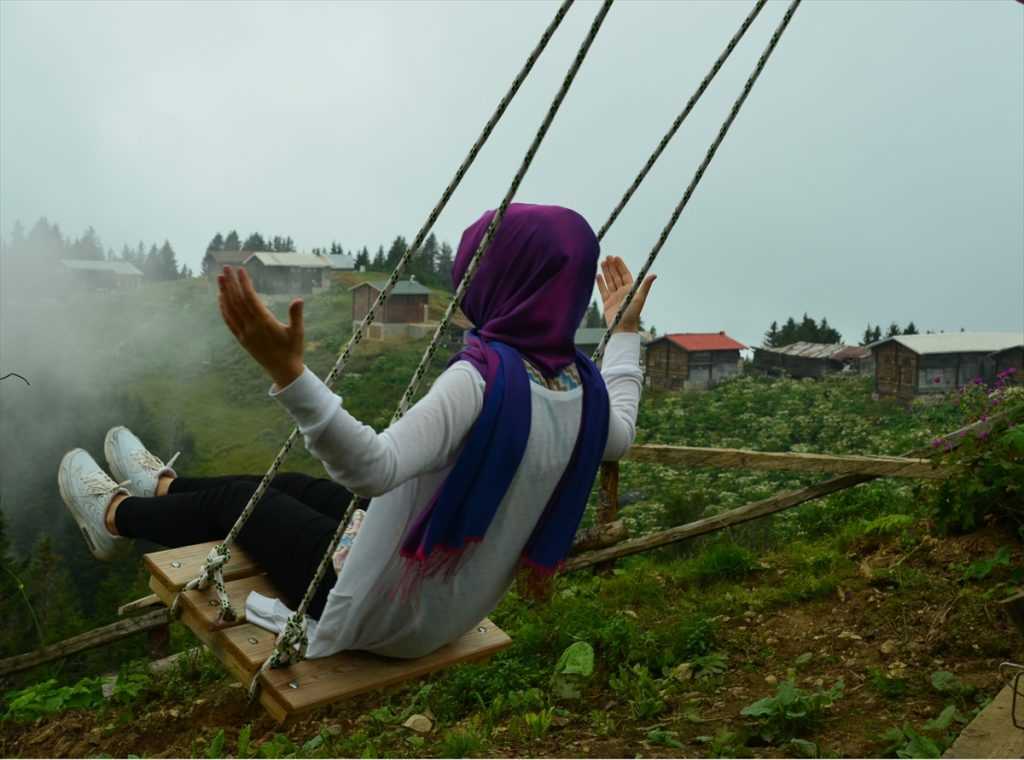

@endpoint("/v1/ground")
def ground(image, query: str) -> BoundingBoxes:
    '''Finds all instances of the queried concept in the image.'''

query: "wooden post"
[147,623,171,660]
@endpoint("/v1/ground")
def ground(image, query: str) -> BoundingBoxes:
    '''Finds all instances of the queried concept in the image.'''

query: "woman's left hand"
[217,266,305,388]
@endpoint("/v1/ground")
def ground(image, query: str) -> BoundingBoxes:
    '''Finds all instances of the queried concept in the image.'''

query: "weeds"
[608,664,666,720]
[740,679,844,743]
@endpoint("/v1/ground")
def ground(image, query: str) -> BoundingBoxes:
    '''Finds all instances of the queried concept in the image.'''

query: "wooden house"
[872,332,1024,400]
[60,259,143,290]
[644,332,746,390]
[753,342,871,379]
[350,278,431,325]
[203,250,249,280]
[241,252,329,295]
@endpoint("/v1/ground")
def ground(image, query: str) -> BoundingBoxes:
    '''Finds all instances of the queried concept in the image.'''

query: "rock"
[673,663,695,682]
[403,714,433,734]
[325,724,344,737]
[624,609,638,619]
[168,708,180,719]
[764,675,778,686]
[838,630,863,641]
[880,640,898,656]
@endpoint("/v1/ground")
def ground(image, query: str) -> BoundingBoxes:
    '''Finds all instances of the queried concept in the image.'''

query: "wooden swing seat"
[143,542,512,722]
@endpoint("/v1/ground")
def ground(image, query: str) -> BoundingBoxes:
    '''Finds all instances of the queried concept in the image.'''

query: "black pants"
[115,473,354,619]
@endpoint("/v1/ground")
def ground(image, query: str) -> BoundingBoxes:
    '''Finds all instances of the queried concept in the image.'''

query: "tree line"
[208,229,457,290]
[762,315,930,348]
[3,218,191,281]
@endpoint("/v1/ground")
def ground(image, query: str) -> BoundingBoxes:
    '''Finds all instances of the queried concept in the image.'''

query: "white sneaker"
[104,426,179,498]
[58,449,128,561]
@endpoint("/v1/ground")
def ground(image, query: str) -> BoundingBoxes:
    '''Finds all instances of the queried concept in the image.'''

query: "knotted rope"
[172,0,576,623]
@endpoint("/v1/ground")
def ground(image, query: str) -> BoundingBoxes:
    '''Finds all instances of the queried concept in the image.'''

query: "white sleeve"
[270,362,485,498]
[600,332,644,460]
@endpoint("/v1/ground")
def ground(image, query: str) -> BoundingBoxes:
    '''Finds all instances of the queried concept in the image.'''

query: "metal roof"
[656,332,747,352]
[870,332,1024,355]
[323,253,355,270]
[243,252,329,269]
[757,341,847,359]
[349,279,431,296]
[61,259,143,276]
[204,250,249,267]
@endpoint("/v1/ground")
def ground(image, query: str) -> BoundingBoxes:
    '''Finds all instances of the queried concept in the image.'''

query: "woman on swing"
[59,203,655,659]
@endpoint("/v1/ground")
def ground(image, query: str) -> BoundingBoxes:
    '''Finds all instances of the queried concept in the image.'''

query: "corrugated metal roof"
[349,279,431,295]
[324,254,355,270]
[244,252,329,269]
[871,332,1024,355]
[205,250,249,267]
[759,341,847,359]
[831,345,872,362]
[61,259,143,276]
[663,332,747,352]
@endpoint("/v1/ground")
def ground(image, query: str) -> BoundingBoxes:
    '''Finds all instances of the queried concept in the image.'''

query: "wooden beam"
[567,411,1018,572]
[623,444,947,479]
[0,608,170,678]
[118,593,162,617]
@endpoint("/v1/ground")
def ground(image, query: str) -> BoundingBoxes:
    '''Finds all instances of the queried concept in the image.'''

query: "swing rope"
[593,0,801,361]
[170,0,576,622]
[248,0,616,699]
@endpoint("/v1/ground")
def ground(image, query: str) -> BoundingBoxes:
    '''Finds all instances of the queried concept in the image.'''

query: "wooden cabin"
[60,259,143,290]
[872,332,1024,400]
[753,342,871,379]
[203,250,249,280]
[644,332,746,391]
[241,253,328,295]
[350,278,431,325]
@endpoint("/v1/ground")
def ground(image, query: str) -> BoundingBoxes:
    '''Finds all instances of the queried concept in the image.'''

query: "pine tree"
[354,248,370,269]
[436,241,454,287]
[764,320,780,347]
[386,236,408,271]
[223,230,241,251]
[25,536,84,645]
[903,321,919,335]
[207,232,224,251]
[872,326,882,342]
[819,317,841,344]
[242,232,267,252]
[886,322,902,338]
[860,324,876,346]
[372,245,386,270]
[585,300,604,328]
[417,233,440,283]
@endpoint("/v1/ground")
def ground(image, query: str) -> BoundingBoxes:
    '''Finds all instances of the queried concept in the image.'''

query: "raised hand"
[595,256,656,333]
[217,266,305,388]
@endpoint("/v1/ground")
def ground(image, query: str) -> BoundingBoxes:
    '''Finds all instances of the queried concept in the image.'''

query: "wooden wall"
[351,287,428,324]
[875,343,918,399]
[644,343,740,390]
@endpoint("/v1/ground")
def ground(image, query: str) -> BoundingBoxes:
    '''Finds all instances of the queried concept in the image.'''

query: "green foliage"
[237,725,253,759]
[868,667,908,699]
[437,722,487,758]
[551,641,594,699]
[646,728,684,749]
[608,664,666,720]
[740,679,844,743]
[930,670,976,702]
[520,708,555,740]
[206,729,226,759]
[689,542,758,582]
[692,652,728,679]
[959,546,1012,582]
[2,677,103,722]
[862,514,916,537]
[696,728,744,758]
[880,719,954,759]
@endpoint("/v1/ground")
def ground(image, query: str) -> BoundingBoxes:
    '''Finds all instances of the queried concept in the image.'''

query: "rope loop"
[247,612,309,702]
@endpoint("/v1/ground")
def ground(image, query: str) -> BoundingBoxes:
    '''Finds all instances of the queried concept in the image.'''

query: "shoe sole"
[58,449,113,561]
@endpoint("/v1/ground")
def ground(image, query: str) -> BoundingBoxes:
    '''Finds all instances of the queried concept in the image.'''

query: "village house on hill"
[60,259,144,290]
[350,277,433,339]
[871,331,1024,400]
[203,249,249,277]
[644,332,746,390]
[242,252,329,295]
[753,342,872,379]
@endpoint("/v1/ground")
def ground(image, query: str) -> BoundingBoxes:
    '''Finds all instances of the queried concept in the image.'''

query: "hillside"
[2,279,1023,758]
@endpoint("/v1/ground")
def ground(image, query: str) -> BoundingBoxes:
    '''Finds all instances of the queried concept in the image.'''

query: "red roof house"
[645,331,748,391]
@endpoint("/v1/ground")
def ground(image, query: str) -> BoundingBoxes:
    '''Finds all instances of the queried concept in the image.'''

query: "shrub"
[740,679,844,743]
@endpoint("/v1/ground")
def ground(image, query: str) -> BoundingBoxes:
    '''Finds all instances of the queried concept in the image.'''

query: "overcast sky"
[2,0,1022,347]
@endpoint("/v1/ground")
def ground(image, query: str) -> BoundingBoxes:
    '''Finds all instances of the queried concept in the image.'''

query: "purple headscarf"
[400,203,610,581]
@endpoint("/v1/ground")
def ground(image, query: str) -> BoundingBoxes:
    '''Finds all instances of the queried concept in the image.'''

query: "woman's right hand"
[596,256,656,333]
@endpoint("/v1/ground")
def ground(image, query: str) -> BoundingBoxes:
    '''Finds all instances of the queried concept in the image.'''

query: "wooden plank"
[567,411,1021,572]
[144,541,260,592]
[0,608,170,677]
[943,684,1024,758]
[256,619,511,721]
[623,444,948,479]
[177,574,275,631]
[118,593,162,617]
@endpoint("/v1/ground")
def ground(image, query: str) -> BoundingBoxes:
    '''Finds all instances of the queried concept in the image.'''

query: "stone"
[403,714,433,734]
[880,640,898,656]
[764,675,778,686]
[673,663,695,682]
